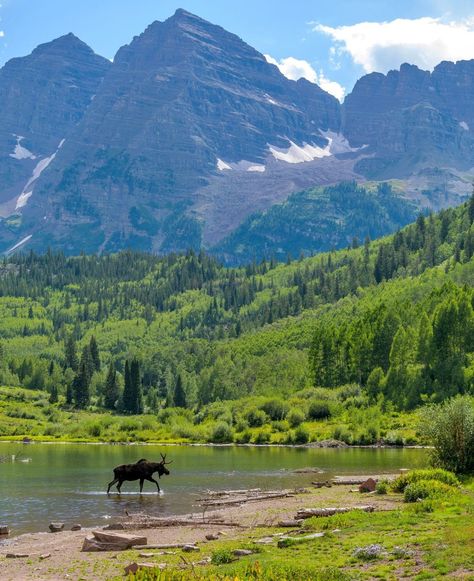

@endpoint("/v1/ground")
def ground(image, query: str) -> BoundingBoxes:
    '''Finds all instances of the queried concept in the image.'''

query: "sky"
[1,0,474,101]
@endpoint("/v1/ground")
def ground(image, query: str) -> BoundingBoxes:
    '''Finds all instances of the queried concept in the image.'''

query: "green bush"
[235,429,252,444]
[332,425,352,444]
[287,408,305,428]
[307,400,331,420]
[210,548,234,565]
[403,479,453,503]
[246,408,267,427]
[375,480,388,495]
[209,421,233,443]
[260,399,289,421]
[419,395,474,474]
[253,429,271,444]
[293,425,310,444]
[392,468,459,493]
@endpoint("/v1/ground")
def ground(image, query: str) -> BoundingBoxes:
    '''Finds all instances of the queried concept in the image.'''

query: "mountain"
[1,9,344,255]
[0,9,473,257]
[0,34,110,248]
[343,61,474,178]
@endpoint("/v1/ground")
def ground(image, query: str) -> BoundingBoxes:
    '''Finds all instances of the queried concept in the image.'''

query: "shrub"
[307,400,331,420]
[403,479,453,503]
[293,425,310,444]
[287,408,305,428]
[235,429,252,444]
[332,425,352,444]
[246,408,267,427]
[260,399,289,421]
[353,544,384,561]
[253,429,271,444]
[211,548,234,565]
[392,468,459,493]
[375,480,388,495]
[419,395,474,474]
[209,421,233,444]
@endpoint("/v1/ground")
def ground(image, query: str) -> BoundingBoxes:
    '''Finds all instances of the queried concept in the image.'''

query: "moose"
[107,455,172,494]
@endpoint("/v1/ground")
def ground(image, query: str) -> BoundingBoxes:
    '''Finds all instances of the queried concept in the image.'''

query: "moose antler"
[160,453,173,465]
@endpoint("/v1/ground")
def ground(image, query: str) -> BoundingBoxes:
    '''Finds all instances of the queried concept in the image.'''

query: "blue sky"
[1,0,474,100]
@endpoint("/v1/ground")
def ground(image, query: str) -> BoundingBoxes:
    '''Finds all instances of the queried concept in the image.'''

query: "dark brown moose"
[107,455,172,494]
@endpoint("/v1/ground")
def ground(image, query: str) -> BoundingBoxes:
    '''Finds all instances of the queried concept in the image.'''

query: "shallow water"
[0,443,427,535]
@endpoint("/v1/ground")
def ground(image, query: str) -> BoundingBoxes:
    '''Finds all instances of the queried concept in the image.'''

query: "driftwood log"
[296,505,375,519]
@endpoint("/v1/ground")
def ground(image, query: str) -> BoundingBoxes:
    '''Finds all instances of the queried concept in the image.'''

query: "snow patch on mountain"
[247,164,265,172]
[269,140,331,164]
[9,135,37,160]
[5,234,32,255]
[320,131,365,154]
[15,191,33,210]
[217,158,232,171]
[15,138,65,210]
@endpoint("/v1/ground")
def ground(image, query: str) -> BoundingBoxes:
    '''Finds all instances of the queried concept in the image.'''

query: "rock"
[49,522,64,533]
[39,553,51,560]
[82,530,147,552]
[233,549,253,556]
[205,533,219,541]
[70,524,82,531]
[124,562,159,575]
[103,523,124,530]
[138,552,156,558]
[359,478,377,493]
[6,553,29,558]
[0,525,10,535]
[182,545,200,552]
[278,520,303,528]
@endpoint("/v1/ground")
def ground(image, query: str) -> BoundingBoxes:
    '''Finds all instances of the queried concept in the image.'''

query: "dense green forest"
[213,181,417,264]
[0,194,473,444]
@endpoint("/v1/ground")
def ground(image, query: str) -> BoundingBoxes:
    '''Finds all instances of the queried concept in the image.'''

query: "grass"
[108,479,474,580]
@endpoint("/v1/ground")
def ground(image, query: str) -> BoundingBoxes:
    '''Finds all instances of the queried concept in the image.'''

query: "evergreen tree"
[130,358,143,414]
[49,383,58,404]
[173,374,187,408]
[122,360,134,413]
[72,360,90,408]
[89,335,101,372]
[64,335,78,371]
[103,362,119,410]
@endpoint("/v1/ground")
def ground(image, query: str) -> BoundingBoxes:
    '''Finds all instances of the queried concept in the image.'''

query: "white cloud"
[314,17,474,74]
[264,54,345,101]
[0,31,4,38]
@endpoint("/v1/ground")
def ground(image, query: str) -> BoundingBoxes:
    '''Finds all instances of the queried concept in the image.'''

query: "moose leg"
[139,478,144,493]
[107,478,118,494]
[146,476,160,493]
[116,480,123,494]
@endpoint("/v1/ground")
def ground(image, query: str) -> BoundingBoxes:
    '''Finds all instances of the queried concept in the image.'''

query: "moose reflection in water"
[107,454,172,494]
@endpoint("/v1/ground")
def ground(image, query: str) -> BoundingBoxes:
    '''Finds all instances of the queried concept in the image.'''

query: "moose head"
[155,453,173,478]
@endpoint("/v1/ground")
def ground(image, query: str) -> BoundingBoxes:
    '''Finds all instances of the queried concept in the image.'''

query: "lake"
[0,443,428,536]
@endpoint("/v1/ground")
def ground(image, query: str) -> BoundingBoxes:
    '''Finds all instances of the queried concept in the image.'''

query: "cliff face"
[0,34,110,223]
[343,62,474,177]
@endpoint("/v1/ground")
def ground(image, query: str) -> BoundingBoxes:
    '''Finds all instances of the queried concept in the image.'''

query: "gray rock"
[49,522,64,533]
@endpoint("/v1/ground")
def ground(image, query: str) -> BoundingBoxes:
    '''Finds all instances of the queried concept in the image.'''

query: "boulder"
[359,478,377,493]
[39,553,51,560]
[182,545,200,552]
[70,524,82,531]
[124,562,158,575]
[49,522,64,533]
[82,530,147,552]
[0,525,10,535]
[233,549,253,556]
[205,533,219,541]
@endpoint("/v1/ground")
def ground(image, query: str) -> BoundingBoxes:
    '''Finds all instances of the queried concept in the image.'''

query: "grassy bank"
[0,386,419,445]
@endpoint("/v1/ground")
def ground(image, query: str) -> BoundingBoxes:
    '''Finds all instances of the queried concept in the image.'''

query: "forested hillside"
[213,181,417,264]
[0,195,473,443]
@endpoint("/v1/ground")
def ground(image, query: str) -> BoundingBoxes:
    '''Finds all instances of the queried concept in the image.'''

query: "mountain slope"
[7,9,342,255]
[0,34,110,239]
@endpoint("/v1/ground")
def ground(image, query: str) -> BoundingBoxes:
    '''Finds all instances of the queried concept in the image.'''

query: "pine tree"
[89,335,100,372]
[64,335,78,371]
[173,374,187,408]
[103,362,119,410]
[122,360,134,413]
[49,384,58,404]
[73,360,90,408]
[130,359,143,414]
